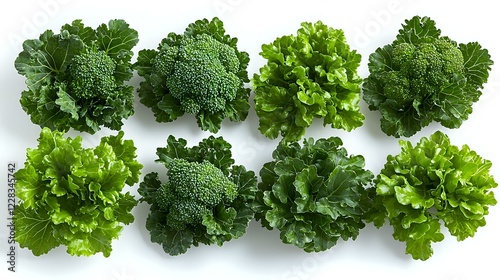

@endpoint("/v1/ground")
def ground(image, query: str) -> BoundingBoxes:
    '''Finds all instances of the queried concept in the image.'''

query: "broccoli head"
[387,38,465,101]
[155,159,238,230]
[154,34,241,115]
[67,49,117,99]
[363,16,493,137]
[138,135,258,255]
[136,17,251,133]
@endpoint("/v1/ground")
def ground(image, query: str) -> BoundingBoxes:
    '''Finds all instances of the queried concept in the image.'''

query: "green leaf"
[196,111,225,134]
[395,16,441,44]
[282,221,314,249]
[156,135,191,165]
[156,94,185,122]
[84,225,121,257]
[439,206,487,241]
[403,219,444,261]
[98,131,143,185]
[146,207,195,256]
[14,30,84,93]
[15,205,61,256]
[203,204,237,244]
[254,85,300,141]
[460,42,493,90]
[14,165,44,209]
[230,165,257,201]
[432,74,472,128]
[224,87,251,122]
[138,172,163,205]
[96,19,138,60]
[55,88,79,119]
[198,136,235,173]
[61,19,96,44]
[394,184,434,209]
[320,167,357,204]
[379,99,429,138]
[114,193,138,225]
[293,166,322,212]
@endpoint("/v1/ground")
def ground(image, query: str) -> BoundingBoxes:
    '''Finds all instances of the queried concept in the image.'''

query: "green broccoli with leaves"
[14,19,139,134]
[138,135,257,256]
[135,17,251,133]
[154,159,238,231]
[385,38,464,102]
[363,16,493,137]
[154,33,241,115]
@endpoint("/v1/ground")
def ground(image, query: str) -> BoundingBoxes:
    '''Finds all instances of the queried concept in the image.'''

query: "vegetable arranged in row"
[253,137,373,252]
[14,19,139,134]
[14,16,494,140]
[135,17,251,133]
[366,131,498,260]
[14,128,142,257]
[252,21,364,142]
[12,16,497,260]
[138,135,258,255]
[363,16,493,138]
[13,129,497,259]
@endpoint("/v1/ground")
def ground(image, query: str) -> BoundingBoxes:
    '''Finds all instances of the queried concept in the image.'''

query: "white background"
[1,0,499,279]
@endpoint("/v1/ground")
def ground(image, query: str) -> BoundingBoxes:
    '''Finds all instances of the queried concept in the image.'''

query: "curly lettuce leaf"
[366,131,497,260]
[253,137,373,252]
[14,128,142,257]
[252,21,364,142]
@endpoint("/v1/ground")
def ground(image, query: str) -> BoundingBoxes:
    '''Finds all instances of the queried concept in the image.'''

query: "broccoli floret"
[434,37,464,74]
[67,50,117,99]
[155,34,241,115]
[392,42,416,68]
[155,158,238,230]
[383,71,412,103]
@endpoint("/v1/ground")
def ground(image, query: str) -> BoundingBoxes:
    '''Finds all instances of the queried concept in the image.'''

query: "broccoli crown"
[155,158,238,230]
[154,34,241,115]
[67,49,117,99]
[387,38,465,101]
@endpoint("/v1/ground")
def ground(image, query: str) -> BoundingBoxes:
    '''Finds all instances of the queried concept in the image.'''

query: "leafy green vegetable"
[253,137,373,252]
[14,19,139,134]
[366,131,497,260]
[252,21,364,142]
[14,127,142,257]
[363,16,493,137]
[138,135,257,255]
[135,17,251,133]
